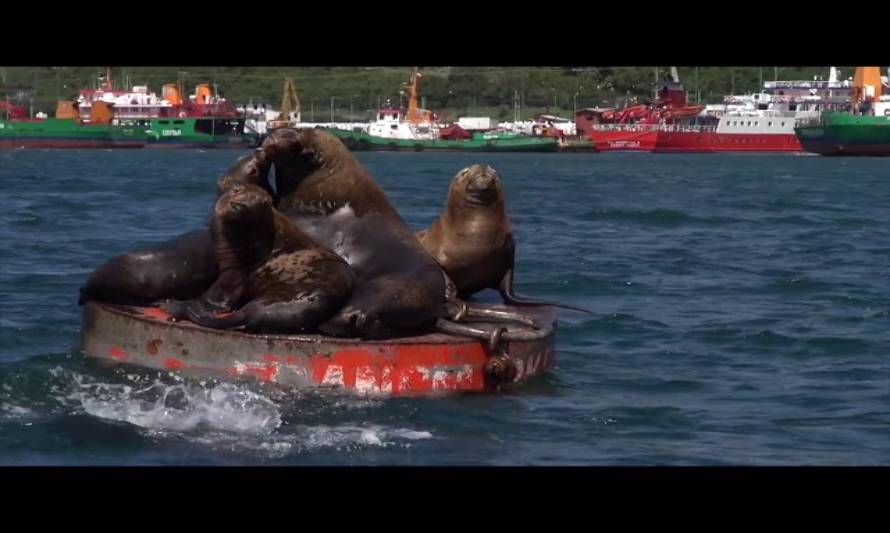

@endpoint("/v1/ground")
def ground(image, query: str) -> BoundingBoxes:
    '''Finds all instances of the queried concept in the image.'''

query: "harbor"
[4,66,888,155]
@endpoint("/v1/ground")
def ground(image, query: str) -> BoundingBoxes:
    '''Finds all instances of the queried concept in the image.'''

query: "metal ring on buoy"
[435,317,551,344]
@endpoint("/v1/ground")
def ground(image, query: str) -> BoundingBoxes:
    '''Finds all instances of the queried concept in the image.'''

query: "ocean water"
[1,149,889,465]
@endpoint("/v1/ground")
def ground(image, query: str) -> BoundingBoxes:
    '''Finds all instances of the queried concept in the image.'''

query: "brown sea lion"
[260,128,446,338]
[163,184,354,334]
[78,150,272,307]
[77,229,217,307]
[417,164,592,314]
[215,148,274,198]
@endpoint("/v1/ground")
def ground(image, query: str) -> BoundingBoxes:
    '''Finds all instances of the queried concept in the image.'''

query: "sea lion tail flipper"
[446,297,540,328]
[498,268,595,315]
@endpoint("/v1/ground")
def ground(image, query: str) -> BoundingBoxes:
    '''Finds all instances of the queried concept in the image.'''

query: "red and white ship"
[576,67,853,152]
[76,68,241,121]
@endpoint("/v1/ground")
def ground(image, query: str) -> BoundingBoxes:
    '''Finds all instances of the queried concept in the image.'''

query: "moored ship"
[0,99,144,149]
[316,68,559,153]
[794,67,890,156]
[579,67,853,153]
[0,68,254,149]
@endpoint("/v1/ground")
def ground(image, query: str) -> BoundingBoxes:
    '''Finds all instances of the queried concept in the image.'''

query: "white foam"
[0,402,33,418]
[53,368,433,458]
[65,371,281,435]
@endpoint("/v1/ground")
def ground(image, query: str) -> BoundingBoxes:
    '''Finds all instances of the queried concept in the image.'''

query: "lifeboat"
[80,302,557,396]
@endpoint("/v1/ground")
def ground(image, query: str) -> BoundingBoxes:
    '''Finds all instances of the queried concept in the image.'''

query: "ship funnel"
[91,101,114,124]
[55,100,79,120]
[852,67,882,105]
[195,84,213,105]
[163,84,182,105]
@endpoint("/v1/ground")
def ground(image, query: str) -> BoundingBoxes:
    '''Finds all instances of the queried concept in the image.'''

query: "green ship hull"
[139,117,253,149]
[0,117,254,149]
[327,128,559,152]
[0,118,145,149]
[795,111,890,156]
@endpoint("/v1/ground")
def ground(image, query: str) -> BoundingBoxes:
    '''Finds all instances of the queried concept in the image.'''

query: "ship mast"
[104,67,114,91]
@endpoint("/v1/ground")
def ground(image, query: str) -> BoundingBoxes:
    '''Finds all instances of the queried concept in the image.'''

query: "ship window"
[173,120,185,125]
[768,121,772,126]
[781,122,786,127]
[391,124,398,130]
[159,120,170,125]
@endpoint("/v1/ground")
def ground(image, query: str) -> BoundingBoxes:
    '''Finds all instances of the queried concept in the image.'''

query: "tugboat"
[795,66,890,156]
[327,68,559,153]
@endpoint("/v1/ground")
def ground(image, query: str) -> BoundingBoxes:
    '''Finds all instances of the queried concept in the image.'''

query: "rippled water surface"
[1,150,889,465]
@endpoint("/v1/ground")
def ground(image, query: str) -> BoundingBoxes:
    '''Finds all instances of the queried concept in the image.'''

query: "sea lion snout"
[461,165,501,204]
[262,128,305,155]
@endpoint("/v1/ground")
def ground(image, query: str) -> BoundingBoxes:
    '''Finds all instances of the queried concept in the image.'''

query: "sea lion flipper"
[160,298,230,323]
[187,308,247,330]
[498,268,595,315]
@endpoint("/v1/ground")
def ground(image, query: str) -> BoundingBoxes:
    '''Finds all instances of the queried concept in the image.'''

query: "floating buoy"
[80,302,557,396]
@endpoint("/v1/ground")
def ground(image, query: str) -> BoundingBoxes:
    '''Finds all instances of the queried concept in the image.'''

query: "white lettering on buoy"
[321,364,344,386]
[354,365,378,393]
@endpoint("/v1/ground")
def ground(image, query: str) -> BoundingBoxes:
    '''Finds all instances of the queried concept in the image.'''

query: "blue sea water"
[1,149,889,465]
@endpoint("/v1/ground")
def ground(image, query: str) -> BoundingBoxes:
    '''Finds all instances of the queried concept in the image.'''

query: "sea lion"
[215,148,274,198]
[78,229,217,307]
[260,127,446,338]
[78,149,272,307]
[163,184,354,334]
[416,164,592,314]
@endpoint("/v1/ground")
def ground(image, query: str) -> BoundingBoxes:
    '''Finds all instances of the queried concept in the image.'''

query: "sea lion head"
[216,149,272,196]
[450,164,503,207]
[261,128,330,173]
[215,183,274,224]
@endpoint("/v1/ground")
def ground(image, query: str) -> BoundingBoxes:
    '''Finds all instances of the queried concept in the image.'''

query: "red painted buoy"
[80,302,557,396]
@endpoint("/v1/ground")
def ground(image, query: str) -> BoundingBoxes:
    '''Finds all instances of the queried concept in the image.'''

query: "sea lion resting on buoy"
[416,164,592,314]
[163,184,354,334]
[261,128,446,338]
[78,150,272,307]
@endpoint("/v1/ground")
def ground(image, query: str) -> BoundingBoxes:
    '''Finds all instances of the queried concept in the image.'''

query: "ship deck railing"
[591,123,719,133]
